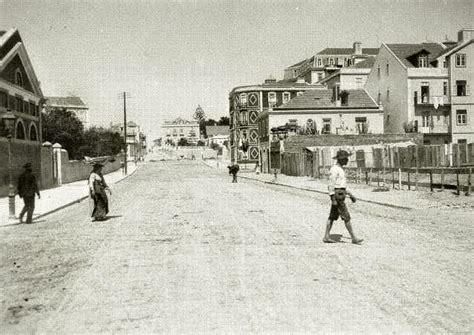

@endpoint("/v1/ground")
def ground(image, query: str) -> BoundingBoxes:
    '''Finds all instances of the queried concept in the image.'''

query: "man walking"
[227,164,239,183]
[17,162,40,224]
[323,150,363,244]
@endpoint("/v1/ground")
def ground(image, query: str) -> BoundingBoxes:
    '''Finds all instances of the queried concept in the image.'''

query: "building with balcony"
[365,41,452,144]
[229,78,323,165]
[44,96,90,129]
[284,42,379,84]
[439,28,474,143]
[365,29,474,144]
[161,117,199,145]
[110,121,146,159]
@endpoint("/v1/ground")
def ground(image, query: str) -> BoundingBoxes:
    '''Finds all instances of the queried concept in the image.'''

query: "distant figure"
[227,164,240,183]
[17,162,40,224]
[323,150,363,245]
[89,163,111,222]
[120,160,125,175]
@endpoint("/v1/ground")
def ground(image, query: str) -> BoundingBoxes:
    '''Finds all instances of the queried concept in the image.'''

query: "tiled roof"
[45,96,87,107]
[317,48,379,55]
[350,56,376,68]
[286,58,308,69]
[385,43,445,67]
[206,126,230,136]
[276,89,379,109]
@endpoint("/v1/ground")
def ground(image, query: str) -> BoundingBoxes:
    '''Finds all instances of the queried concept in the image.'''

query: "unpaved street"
[0,160,472,333]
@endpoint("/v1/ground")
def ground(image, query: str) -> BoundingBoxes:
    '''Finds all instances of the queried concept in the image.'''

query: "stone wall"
[0,138,41,197]
[282,133,423,153]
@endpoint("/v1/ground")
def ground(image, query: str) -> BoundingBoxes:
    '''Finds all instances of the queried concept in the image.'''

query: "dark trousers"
[232,173,237,183]
[20,196,35,223]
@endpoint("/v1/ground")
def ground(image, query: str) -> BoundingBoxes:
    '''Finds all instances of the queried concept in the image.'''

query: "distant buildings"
[206,125,230,147]
[110,121,146,159]
[284,42,379,84]
[161,117,199,145]
[44,96,90,129]
[0,28,43,142]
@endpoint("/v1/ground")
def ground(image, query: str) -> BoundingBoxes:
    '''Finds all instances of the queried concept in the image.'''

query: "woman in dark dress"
[88,163,111,221]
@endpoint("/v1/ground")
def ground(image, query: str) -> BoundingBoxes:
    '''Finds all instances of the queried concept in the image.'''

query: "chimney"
[353,41,362,55]
[458,28,474,43]
[264,76,277,84]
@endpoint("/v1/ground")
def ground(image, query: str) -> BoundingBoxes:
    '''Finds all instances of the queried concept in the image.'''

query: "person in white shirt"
[323,150,363,244]
[88,163,111,221]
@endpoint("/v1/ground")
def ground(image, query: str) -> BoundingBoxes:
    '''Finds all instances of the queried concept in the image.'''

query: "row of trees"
[42,109,123,160]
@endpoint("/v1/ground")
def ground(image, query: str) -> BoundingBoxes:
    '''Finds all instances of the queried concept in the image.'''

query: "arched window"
[15,69,23,86]
[29,124,38,141]
[16,121,26,139]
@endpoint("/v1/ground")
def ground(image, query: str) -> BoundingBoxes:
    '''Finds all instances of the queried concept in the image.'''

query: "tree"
[193,105,207,137]
[80,127,124,157]
[217,116,230,126]
[42,108,85,159]
[178,137,189,146]
[205,119,217,126]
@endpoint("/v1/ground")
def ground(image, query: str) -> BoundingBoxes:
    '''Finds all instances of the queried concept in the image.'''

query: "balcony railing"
[414,95,450,106]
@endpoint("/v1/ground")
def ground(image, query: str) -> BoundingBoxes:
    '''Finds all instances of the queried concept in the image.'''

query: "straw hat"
[332,150,352,160]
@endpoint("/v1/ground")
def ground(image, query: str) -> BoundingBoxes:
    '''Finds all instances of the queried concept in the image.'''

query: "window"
[347,59,352,67]
[23,101,29,115]
[386,64,389,76]
[16,96,23,113]
[268,92,276,107]
[329,58,334,66]
[172,129,177,136]
[322,118,331,134]
[443,60,447,68]
[455,54,466,67]
[317,58,322,67]
[421,82,430,103]
[456,109,467,125]
[293,69,298,77]
[458,139,467,144]
[443,82,448,96]
[355,117,368,134]
[282,92,291,104]
[0,91,7,109]
[386,89,390,102]
[16,121,25,139]
[29,124,38,141]
[418,55,428,68]
[239,93,247,106]
[317,73,323,82]
[377,66,381,79]
[355,77,363,89]
[240,111,248,124]
[456,80,467,96]
[422,113,431,127]
[14,70,23,86]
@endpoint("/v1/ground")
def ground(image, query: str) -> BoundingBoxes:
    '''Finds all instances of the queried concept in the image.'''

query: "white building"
[161,117,199,145]
[45,96,90,129]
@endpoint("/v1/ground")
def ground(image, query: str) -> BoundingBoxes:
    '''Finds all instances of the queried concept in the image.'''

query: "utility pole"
[123,92,128,174]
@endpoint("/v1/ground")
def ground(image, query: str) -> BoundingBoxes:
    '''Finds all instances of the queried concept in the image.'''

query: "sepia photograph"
[0,0,473,333]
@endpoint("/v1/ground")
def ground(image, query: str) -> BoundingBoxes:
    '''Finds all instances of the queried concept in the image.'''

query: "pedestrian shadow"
[329,234,344,242]
[101,215,123,222]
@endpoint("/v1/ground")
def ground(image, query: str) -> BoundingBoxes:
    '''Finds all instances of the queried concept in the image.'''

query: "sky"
[1,0,473,140]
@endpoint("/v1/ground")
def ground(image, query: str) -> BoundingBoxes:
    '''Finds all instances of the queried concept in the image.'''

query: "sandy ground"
[0,160,472,333]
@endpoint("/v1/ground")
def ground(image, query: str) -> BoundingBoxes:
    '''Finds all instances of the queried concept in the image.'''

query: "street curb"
[34,164,142,221]
[237,174,414,211]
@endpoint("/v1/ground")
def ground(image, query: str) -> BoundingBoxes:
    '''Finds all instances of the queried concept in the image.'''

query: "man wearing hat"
[323,150,363,244]
[17,162,40,224]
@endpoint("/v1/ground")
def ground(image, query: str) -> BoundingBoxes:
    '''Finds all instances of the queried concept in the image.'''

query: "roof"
[163,117,198,125]
[317,48,379,55]
[127,121,138,127]
[206,126,230,136]
[45,96,87,108]
[275,89,379,109]
[350,56,376,69]
[286,58,309,69]
[385,43,445,67]
[437,39,474,58]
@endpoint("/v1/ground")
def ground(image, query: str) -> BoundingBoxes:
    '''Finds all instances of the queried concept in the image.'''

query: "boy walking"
[323,150,363,244]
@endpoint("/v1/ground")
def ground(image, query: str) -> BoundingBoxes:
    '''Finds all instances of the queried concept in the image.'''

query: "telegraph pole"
[122,92,129,174]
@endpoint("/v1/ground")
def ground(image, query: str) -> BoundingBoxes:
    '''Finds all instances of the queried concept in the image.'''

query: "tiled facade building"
[229,78,323,165]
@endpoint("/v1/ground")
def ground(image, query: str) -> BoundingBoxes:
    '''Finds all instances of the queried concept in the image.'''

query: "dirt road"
[0,160,472,333]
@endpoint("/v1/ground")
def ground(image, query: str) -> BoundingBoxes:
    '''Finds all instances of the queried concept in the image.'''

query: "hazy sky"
[1,0,473,140]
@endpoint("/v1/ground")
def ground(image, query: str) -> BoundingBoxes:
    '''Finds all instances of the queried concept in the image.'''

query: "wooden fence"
[280,143,474,194]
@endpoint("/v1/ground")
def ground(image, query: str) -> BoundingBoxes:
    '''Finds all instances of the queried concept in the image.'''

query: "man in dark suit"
[17,162,40,224]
